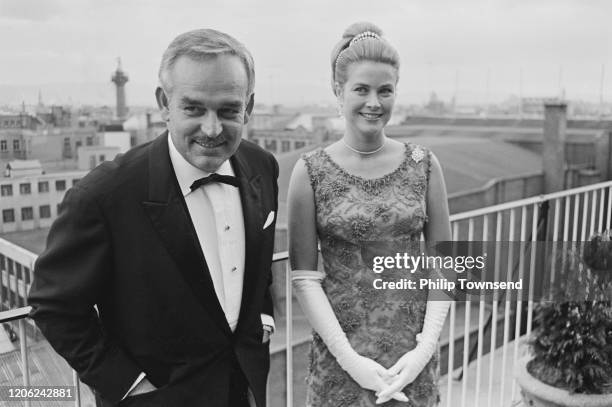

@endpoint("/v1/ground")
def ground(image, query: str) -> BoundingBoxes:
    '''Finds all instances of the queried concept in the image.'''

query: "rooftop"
[400,115,612,130]
[1,228,50,254]
[6,159,42,171]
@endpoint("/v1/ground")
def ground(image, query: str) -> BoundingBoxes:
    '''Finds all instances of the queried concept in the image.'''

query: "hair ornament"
[349,31,381,46]
[334,31,382,72]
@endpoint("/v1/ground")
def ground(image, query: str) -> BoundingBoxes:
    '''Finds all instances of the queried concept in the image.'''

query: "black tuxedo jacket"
[28,133,279,407]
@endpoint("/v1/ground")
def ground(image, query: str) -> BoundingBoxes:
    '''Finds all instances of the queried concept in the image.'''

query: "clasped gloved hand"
[292,270,409,403]
[375,300,450,404]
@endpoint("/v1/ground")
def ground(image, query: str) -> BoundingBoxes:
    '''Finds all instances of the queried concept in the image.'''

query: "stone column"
[594,131,612,181]
[543,102,567,193]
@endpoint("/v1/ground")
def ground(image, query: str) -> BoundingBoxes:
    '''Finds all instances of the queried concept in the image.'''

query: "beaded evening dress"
[301,143,440,407]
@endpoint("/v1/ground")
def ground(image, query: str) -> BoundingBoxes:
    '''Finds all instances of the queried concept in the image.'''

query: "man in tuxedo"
[28,29,278,407]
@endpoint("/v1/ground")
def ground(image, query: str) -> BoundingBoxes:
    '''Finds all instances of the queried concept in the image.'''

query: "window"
[62,138,72,159]
[281,140,291,153]
[2,209,15,223]
[38,181,49,193]
[264,139,277,152]
[19,183,31,195]
[72,178,80,186]
[295,141,306,149]
[55,180,66,191]
[21,207,33,221]
[99,155,106,162]
[39,205,51,219]
[0,140,7,151]
[12,140,20,150]
[0,184,12,197]
[86,136,94,146]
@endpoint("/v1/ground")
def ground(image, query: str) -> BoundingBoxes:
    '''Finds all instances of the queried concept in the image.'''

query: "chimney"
[542,102,567,193]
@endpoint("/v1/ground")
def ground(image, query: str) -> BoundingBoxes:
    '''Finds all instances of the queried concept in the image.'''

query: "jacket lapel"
[141,133,231,337]
[231,145,264,325]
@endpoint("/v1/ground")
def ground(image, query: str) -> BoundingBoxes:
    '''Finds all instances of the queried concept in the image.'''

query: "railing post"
[532,200,550,301]
[285,262,293,407]
[73,370,82,407]
[19,318,30,407]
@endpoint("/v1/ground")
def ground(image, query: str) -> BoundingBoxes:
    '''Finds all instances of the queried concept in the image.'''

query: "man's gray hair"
[158,28,255,96]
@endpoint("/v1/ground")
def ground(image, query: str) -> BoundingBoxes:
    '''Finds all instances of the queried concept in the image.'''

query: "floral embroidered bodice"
[302,143,440,407]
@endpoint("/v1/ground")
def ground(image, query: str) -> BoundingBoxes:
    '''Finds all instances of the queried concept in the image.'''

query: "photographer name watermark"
[372,277,523,291]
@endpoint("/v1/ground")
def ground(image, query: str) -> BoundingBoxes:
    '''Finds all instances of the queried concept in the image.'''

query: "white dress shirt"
[167,135,274,330]
[168,135,246,331]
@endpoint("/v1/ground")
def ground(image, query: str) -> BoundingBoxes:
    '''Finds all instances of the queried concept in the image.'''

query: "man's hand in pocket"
[262,324,273,343]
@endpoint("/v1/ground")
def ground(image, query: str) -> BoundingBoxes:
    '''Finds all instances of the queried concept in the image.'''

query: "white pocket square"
[263,211,275,229]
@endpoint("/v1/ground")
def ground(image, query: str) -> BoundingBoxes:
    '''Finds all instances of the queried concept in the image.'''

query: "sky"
[0,0,610,107]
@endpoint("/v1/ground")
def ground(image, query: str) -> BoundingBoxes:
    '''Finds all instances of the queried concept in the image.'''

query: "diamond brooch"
[411,147,425,164]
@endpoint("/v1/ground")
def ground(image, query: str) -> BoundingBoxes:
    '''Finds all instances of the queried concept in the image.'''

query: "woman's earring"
[337,105,344,118]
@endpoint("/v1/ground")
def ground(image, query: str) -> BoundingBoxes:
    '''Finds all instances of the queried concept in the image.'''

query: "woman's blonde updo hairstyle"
[331,22,400,95]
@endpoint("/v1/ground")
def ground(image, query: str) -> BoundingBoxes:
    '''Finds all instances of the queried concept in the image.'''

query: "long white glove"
[375,300,450,404]
[292,270,408,403]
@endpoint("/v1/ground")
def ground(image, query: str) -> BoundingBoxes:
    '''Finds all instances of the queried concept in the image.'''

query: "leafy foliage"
[528,301,612,394]
[527,231,612,394]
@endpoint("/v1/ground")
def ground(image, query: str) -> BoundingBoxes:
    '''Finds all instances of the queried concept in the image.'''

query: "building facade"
[0,171,86,233]
[248,112,339,155]
[250,127,318,154]
[77,146,120,170]
[0,112,42,161]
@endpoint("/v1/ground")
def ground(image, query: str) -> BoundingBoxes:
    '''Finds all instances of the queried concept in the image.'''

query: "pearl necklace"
[342,137,386,155]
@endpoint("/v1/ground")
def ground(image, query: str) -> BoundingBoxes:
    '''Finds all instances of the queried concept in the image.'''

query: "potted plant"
[515,230,612,407]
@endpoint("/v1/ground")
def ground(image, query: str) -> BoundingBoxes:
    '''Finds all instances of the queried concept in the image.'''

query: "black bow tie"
[190,173,240,191]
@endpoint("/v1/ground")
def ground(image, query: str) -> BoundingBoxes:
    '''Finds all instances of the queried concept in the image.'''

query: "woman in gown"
[288,22,452,406]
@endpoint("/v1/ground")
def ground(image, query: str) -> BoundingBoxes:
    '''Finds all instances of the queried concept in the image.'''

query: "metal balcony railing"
[1,180,611,407]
